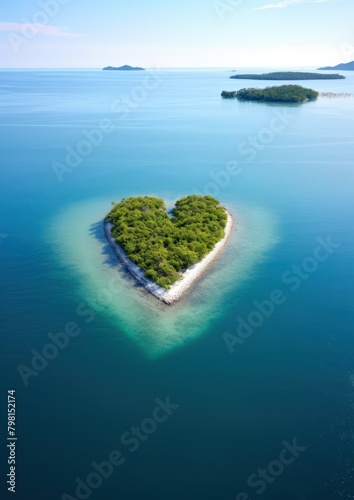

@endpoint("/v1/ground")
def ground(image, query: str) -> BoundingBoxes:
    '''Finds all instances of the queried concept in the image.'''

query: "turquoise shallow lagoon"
[1,69,354,499]
[51,199,278,357]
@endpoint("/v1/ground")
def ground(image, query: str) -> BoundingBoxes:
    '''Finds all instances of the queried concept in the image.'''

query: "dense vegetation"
[221,91,237,98]
[222,85,318,103]
[230,71,344,80]
[107,195,228,289]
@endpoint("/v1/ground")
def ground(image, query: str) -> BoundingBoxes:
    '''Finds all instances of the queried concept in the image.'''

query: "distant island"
[230,71,345,80]
[102,65,145,71]
[318,60,354,71]
[104,195,233,304]
[221,85,318,103]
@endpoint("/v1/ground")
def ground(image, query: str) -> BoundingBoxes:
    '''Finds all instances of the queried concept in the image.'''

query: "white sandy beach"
[104,210,233,304]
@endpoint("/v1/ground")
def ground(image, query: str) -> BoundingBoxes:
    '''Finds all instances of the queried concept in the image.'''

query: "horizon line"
[0,65,324,70]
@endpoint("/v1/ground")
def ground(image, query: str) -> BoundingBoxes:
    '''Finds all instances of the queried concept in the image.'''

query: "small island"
[104,195,233,304]
[230,71,344,80]
[102,65,145,71]
[318,60,354,71]
[221,85,318,103]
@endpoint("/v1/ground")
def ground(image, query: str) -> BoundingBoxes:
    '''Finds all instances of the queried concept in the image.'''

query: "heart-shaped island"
[104,195,233,304]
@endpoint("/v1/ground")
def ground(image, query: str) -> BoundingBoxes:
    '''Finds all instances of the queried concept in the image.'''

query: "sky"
[0,0,353,68]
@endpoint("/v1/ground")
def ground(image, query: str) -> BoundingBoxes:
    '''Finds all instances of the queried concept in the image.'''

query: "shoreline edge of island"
[103,209,234,305]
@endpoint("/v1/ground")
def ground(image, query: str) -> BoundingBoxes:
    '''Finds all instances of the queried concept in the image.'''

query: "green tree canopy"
[107,195,228,289]
[222,85,318,103]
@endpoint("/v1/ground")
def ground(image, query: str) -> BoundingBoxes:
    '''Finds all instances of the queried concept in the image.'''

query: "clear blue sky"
[1,0,353,68]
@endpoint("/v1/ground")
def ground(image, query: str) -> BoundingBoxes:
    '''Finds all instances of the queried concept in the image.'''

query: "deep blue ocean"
[1,68,354,499]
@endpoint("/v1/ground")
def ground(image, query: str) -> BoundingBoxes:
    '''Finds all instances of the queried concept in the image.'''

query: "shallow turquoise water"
[50,199,278,358]
[1,69,354,499]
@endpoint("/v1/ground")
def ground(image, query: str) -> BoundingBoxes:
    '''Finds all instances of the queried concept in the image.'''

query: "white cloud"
[253,0,336,11]
[0,21,82,37]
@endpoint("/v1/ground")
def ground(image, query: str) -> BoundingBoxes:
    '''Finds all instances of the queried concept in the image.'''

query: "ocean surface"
[1,68,354,499]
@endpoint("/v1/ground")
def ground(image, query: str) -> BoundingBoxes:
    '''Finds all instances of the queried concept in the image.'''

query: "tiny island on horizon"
[230,71,345,80]
[318,60,354,71]
[102,65,145,71]
[104,195,233,304]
